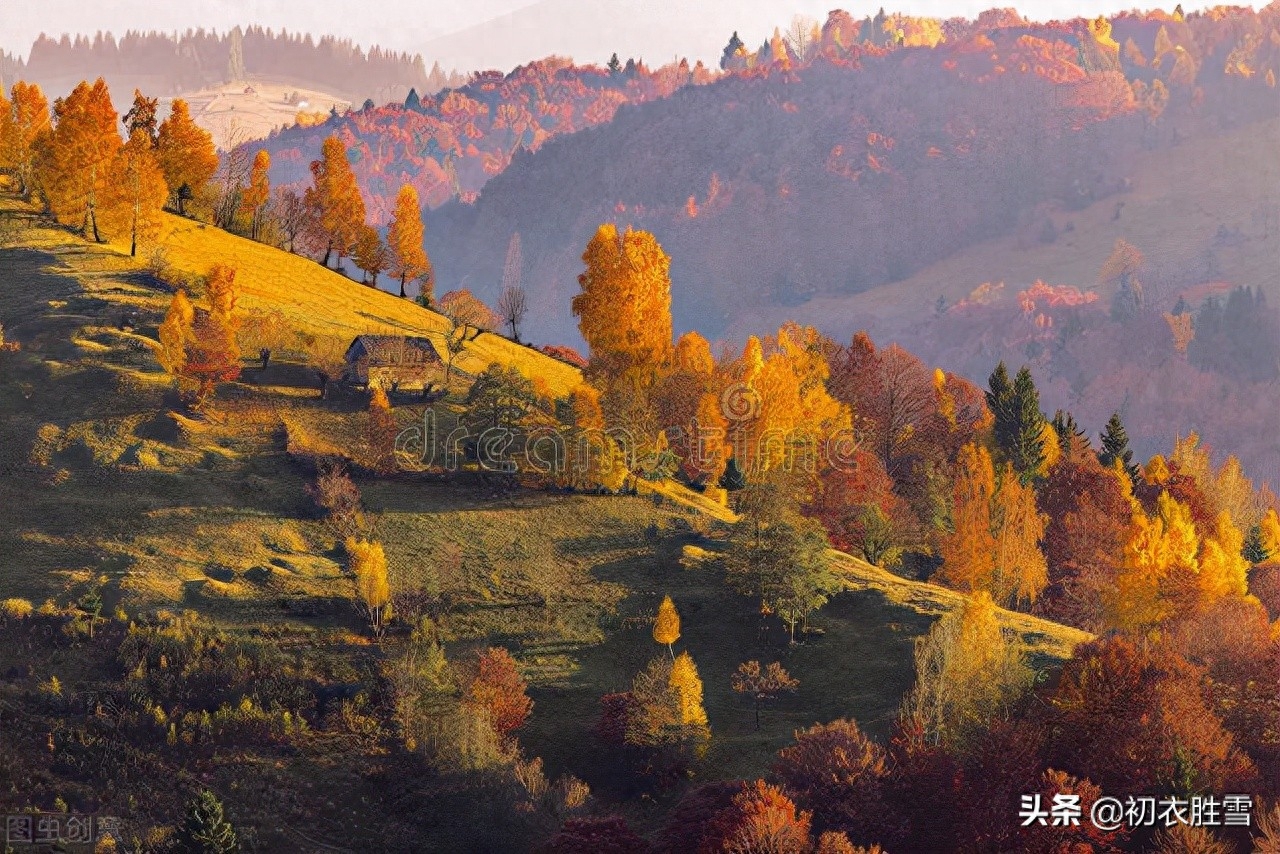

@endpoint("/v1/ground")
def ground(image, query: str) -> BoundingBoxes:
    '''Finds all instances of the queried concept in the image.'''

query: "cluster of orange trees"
[0,79,215,255]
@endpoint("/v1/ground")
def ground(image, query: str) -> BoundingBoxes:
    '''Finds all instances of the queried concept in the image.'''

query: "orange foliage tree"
[156,99,218,216]
[717,781,813,854]
[571,224,674,421]
[101,128,168,256]
[1046,635,1258,795]
[386,184,431,299]
[772,718,895,848]
[936,444,998,593]
[306,134,367,268]
[462,646,533,744]
[239,149,270,240]
[1,82,51,196]
[34,78,121,241]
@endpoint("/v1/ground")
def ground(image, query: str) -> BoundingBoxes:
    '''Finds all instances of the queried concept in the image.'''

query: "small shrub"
[1,598,34,620]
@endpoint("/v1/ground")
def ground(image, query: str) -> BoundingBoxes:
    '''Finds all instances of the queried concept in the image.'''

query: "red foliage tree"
[771,718,899,848]
[1046,635,1259,795]
[462,646,533,742]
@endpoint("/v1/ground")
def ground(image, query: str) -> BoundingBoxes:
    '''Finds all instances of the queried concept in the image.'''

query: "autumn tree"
[772,718,896,848]
[990,463,1049,609]
[239,150,270,240]
[731,660,798,729]
[718,781,813,854]
[353,225,388,286]
[386,184,430,298]
[497,286,528,344]
[306,134,366,268]
[122,89,159,144]
[1,82,51,196]
[101,128,168,256]
[1046,635,1258,795]
[571,224,674,416]
[937,443,998,593]
[623,652,710,752]
[157,289,195,376]
[366,384,398,473]
[652,594,680,657]
[156,99,218,216]
[462,646,533,744]
[901,590,1035,752]
[348,537,392,636]
[431,289,495,382]
[542,816,653,854]
[35,78,121,241]
[183,264,242,405]
[1101,238,1146,320]
[498,231,527,341]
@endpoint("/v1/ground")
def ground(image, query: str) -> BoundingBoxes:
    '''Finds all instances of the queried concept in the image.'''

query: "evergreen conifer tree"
[1098,412,1140,486]
[174,790,239,854]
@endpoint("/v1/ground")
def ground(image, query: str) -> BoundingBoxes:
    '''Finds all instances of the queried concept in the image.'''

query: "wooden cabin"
[343,335,442,390]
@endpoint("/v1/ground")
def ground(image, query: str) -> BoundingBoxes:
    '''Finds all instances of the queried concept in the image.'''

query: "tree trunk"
[399,274,407,298]
[754,700,761,730]
[322,242,333,268]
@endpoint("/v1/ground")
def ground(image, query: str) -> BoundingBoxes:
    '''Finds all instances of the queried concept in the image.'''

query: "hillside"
[151,209,585,397]
[0,189,1098,848]
[420,10,1279,351]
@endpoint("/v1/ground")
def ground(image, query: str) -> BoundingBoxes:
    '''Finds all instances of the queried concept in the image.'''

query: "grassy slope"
[154,211,585,397]
[1,192,1092,846]
[725,116,1280,344]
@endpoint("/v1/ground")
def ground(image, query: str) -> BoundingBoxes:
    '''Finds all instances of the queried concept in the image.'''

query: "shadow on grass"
[518,532,935,810]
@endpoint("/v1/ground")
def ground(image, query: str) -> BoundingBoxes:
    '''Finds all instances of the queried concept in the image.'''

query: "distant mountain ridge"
[0,27,467,106]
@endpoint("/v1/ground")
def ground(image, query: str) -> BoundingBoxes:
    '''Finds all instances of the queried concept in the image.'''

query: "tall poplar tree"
[386,184,430,298]
[156,99,218,216]
[239,150,270,240]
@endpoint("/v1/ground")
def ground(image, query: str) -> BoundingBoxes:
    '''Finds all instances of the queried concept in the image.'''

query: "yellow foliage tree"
[669,651,709,727]
[35,78,121,241]
[571,223,674,405]
[1164,311,1195,354]
[1197,511,1249,602]
[156,99,218,216]
[991,463,1050,609]
[1260,508,1280,560]
[157,289,195,375]
[902,590,1034,750]
[937,444,998,594]
[1107,491,1200,631]
[367,384,398,474]
[653,595,681,657]
[387,184,431,299]
[1144,454,1171,486]
[348,538,392,636]
[307,134,367,268]
[101,128,168,256]
[1,82,51,196]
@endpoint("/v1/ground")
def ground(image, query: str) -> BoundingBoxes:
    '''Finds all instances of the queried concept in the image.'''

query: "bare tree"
[432,291,490,383]
[266,187,312,254]
[783,15,821,64]
[212,119,253,230]
[497,287,528,344]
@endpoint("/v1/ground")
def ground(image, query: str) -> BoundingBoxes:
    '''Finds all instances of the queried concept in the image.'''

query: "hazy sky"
[0,0,1236,71]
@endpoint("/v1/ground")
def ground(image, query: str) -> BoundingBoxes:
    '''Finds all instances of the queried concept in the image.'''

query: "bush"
[1,598,34,620]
